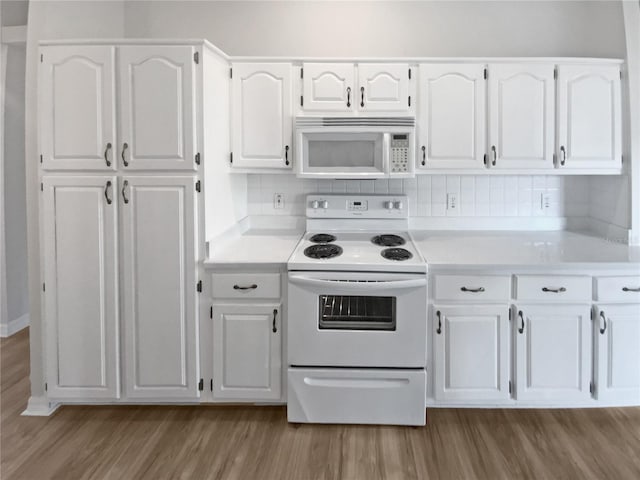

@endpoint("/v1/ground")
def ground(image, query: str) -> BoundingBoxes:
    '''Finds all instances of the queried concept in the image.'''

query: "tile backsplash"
[248,174,589,219]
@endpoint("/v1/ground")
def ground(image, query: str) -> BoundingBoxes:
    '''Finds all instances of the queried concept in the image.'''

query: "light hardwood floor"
[2,328,640,479]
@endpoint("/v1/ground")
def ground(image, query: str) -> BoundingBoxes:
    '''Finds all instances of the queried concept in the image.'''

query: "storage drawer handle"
[272,309,278,333]
[346,87,351,107]
[104,142,112,167]
[104,180,113,205]
[491,145,497,166]
[518,310,525,334]
[622,287,640,292]
[122,180,129,204]
[360,86,365,107]
[599,311,607,334]
[121,142,129,167]
[461,286,485,293]
[560,145,566,166]
[421,145,426,166]
[285,145,290,166]
[233,284,258,291]
[542,287,566,293]
[436,310,442,335]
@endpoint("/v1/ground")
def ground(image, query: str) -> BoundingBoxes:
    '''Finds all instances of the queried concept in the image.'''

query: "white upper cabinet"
[418,64,486,169]
[121,176,199,399]
[40,46,117,171]
[42,176,119,399]
[557,64,622,169]
[301,63,411,113]
[231,63,293,169]
[118,46,197,171]
[488,64,555,169]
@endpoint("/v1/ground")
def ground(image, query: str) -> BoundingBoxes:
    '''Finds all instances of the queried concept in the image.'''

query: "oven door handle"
[289,275,426,291]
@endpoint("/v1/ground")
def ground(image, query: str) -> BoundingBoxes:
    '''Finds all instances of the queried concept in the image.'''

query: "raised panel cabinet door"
[40,46,117,171]
[594,305,640,404]
[302,63,355,112]
[121,176,198,399]
[418,64,486,170]
[118,46,197,171]
[231,63,293,169]
[42,176,119,399]
[488,64,555,170]
[358,63,410,112]
[212,304,282,401]
[433,305,510,402]
[557,65,622,169]
[514,304,591,402]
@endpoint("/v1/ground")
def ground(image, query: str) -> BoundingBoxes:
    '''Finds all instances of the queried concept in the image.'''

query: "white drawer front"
[288,368,426,426]
[595,276,640,302]
[212,273,281,299]
[516,275,591,302]
[434,275,511,301]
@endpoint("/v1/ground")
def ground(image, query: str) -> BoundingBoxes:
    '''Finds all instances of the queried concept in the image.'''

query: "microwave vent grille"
[296,117,415,127]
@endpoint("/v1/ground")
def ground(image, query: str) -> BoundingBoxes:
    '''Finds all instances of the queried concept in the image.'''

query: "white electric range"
[286,194,428,426]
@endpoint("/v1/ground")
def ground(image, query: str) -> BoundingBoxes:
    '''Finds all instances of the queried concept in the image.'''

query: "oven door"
[288,271,427,368]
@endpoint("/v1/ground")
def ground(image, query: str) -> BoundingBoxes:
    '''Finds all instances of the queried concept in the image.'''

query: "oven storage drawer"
[595,276,640,302]
[434,275,511,302]
[212,273,280,299]
[515,275,591,302]
[287,368,426,426]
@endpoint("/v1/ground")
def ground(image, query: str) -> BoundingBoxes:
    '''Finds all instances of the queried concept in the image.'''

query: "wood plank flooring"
[2,328,640,479]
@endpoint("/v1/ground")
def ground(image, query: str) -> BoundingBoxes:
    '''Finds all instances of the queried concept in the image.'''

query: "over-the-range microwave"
[294,117,415,179]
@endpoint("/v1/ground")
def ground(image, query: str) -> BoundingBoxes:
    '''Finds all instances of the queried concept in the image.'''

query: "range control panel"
[307,194,408,219]
[390,134,410,173]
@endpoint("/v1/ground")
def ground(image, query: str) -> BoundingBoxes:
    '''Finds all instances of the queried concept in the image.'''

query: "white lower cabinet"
[433,305,511,403]
[514,304,591,402]
[594,304,640,404]
[212,304,282,401]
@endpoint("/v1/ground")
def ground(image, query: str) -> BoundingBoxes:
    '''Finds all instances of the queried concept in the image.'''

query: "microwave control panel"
[390,134,410,173]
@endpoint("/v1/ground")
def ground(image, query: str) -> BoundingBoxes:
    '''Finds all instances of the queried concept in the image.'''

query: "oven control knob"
[385,201,394,210]
[311,200,320,209]
[394,201,403,210]
[321,200,329,209]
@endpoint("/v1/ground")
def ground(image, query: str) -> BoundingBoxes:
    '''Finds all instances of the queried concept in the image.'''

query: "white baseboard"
[0,312,29,337]
[21,396,60,417]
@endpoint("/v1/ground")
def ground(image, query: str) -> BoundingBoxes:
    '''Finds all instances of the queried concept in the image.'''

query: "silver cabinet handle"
[421,145,426,166]
[599,311,607,334]
[272,309,278,333]
[122,179,129,204]
[436,310,442,334]
[346,87,351,107]
[104,143,112,167]
[622,287,640,292]
[461,286,485,293]
[518,310,525,334]
[104,180,113,205]
[560,146,566,166]
[285,145,290,166]
[360,86,365,107]
[491,145,497,166]
[542,287,567,293]
[233,284,257,291]
[121,142,129,167]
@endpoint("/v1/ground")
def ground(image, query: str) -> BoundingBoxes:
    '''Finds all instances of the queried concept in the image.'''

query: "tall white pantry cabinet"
[38,42,224,401]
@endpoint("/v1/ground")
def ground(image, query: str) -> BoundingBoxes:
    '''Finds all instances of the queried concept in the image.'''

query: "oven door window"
[319,295,396,331]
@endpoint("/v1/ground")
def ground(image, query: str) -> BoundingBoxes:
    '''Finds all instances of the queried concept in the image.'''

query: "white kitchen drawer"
[595,276,640,302]
[212,273,281,299]
[434,275,511,302]
[515,275,591,302]
[287,368,426,426]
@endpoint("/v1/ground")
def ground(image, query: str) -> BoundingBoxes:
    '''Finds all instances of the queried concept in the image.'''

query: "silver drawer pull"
[542,287,566,293]
[622,287,640,292]
[461,286,485,293]
[233,284,257,291]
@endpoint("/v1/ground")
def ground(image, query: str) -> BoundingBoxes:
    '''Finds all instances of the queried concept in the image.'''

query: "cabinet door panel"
[595,305,640,404]
[488,64,554,169]
[43,176,119,399]
[358,64,410,112]
[212,304,282,401]
[434,305,510,402]
[515,304,591,402]
[122,176,198,399]
[557,65,622,169]
[418,64,486,169]
[231,63,292,168]
[302,63,354,112]
[40,46,116,171]
[119,46,196,170]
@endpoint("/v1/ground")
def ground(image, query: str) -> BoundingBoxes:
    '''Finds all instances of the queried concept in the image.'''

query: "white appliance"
[295,117,415,179]
[287,194,427,426]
